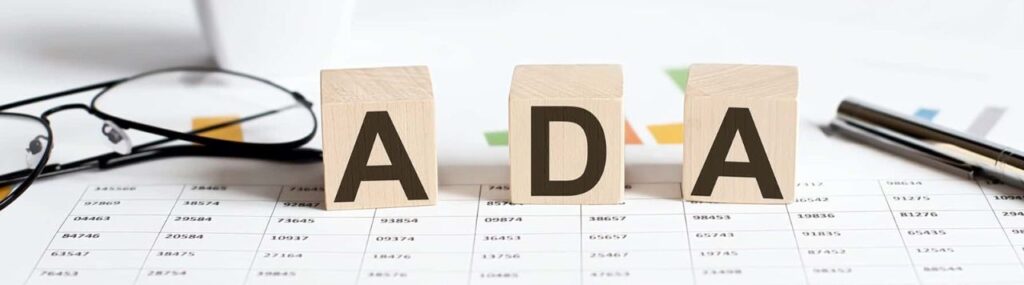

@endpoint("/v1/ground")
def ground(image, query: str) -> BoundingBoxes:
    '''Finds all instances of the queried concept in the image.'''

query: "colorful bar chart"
[483,67,1008,146]
[912,107,1006,137]
[482,67,691,146]
[485,121,646,146]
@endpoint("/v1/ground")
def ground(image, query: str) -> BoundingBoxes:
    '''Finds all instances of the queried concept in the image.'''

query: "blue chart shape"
[913,108,939,121]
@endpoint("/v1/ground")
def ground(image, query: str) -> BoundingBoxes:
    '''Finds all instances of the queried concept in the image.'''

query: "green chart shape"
[666,68,690,91]
[484,131,509,146]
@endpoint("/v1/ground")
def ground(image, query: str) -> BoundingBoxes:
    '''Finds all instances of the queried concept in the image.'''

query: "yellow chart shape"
[0,185,10,200]
[192,115,244,142]
[647,123,684,144]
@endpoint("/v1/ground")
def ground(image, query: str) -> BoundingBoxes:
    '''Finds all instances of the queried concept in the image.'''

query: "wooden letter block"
[509,64,624,205]
[320,66,437,210]
[682,64,798,204]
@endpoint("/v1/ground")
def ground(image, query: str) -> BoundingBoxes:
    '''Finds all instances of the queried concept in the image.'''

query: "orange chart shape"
[625,120,643,145]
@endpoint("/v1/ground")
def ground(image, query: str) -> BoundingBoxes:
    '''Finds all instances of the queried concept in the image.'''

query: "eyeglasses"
[0,67,323,211]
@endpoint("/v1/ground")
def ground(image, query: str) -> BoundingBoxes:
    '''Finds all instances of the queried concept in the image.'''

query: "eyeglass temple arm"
[0,79,124,111]
[91,145,323,171]
[0,145,322,185]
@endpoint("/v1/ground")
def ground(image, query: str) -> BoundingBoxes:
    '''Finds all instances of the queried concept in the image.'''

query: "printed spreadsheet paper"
[9,179,1024,285]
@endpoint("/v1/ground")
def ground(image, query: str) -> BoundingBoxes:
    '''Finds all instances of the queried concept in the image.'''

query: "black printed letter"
[691,107,782,199]
[531,106,606,196]
[335,111,428,202]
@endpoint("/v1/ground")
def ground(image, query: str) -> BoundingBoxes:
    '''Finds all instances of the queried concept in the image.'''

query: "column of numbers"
[883,179,1024,284]
[137,185,280,284]
[791,180,915,284]
[984,180,1024,266]
[249,186,369,284]
[581,183,691,284]
[470,184,581,284]
[359,185,480,284]
[31,185,183,285]
[686,196,804,284]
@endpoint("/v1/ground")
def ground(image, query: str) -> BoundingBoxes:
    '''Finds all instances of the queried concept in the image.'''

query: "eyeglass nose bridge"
[40,103,93,121]
[39,103,134,155]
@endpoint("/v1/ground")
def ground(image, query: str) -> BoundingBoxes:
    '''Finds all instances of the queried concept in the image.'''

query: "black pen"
[829,98,1024,189]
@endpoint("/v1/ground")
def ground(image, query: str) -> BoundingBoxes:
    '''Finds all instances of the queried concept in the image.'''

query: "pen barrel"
[837,99,1024,170]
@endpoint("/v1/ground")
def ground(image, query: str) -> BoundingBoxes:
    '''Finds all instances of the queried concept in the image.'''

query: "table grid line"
[784,203,811,285]
[579,204,584,284]
[354,208,378,284]
[23,184,92,285]
[877,180,924,285]
[131,185,185,285]
[465,185,483,285]
[976,181,1024,271]
[241,186,284,284]
[679,184,699,285]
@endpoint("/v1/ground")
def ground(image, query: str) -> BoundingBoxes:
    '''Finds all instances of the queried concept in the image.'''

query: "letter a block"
[509,64,624,205]
[682,64,798,204]
[320,66,437,210]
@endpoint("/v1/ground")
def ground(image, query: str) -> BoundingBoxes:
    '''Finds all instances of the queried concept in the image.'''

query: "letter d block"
[320,66,437,210]
[509,65,624,205]
[683,64,798,204]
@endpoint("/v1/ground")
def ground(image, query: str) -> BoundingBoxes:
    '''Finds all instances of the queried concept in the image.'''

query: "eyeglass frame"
[0,66,323,211]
